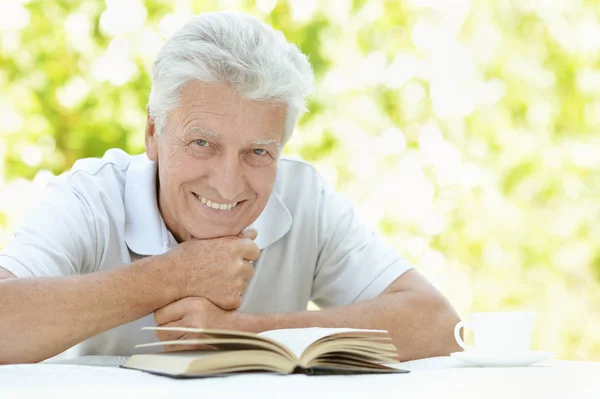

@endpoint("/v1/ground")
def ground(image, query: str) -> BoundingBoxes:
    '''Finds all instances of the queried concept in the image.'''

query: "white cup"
[454,312,534,354]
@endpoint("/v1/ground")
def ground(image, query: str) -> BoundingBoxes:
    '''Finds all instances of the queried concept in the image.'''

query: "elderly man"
[0,11,460,364]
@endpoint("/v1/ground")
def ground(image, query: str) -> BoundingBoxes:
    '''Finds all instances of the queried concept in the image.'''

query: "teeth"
[196,195,239,211]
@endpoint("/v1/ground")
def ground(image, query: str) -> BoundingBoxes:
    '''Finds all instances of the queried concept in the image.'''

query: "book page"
[137,327,295,360]
[259,328,385,359]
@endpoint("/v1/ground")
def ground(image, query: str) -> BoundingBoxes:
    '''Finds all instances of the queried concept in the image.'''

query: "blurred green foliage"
[1,0,600,360]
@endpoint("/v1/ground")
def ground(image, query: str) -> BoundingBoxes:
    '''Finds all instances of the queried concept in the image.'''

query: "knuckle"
[226,294,241,310]
[232,297,242,309]
[219,296,234,310]
[233,258,245,273]
[248,247,260,261]
[238,237,253,250]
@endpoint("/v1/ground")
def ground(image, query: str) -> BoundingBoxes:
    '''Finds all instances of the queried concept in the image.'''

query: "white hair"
[148,11,314,143]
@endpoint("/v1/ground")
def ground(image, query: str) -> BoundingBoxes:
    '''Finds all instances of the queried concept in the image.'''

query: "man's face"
[145,81,286,241]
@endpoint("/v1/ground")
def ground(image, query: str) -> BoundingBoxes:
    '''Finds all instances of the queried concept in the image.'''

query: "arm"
[154,178,460,360]
[244,270,461,360]
[0,170,258,364]
[0,259,177,364]
[301,178,460,358]
[0,229,258,365]
[154,269,462,361]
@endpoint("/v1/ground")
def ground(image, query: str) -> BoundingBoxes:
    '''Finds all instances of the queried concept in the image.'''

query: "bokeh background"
[1,0,599,360]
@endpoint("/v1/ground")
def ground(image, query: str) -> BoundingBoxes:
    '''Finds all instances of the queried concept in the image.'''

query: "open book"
[121,326,406,377]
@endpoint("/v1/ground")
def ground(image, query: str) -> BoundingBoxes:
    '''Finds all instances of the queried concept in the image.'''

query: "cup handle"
[454,321,474,351]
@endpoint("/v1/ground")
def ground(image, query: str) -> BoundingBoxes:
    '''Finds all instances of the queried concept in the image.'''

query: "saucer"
[450,350,555,367]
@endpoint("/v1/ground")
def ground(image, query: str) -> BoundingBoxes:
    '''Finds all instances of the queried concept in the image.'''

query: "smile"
[195,194,239,211]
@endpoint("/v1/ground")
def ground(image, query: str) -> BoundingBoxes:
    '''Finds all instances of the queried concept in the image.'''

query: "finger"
[238,238,260,262]
[154,298,189,325]
[242,267,250,286]
[220,291,242,311]
[237,273,248,298]
[161,332,218,352]
[237,228,258,241]
[156,322,218,343]
[241,259,254,281]
[155,320,186,341]
[163,343,216,352]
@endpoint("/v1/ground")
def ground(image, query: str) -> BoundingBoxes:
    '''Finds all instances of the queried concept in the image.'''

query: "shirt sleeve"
[0,177,98,277]
[310,180,413,308]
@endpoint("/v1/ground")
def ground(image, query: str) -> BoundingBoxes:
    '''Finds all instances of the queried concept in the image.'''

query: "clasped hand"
[153,229,259,346]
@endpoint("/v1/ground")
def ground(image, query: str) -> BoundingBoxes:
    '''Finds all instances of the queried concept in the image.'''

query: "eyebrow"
[187,127,282,149]
[249,139,282,149]
[187,126,220,138]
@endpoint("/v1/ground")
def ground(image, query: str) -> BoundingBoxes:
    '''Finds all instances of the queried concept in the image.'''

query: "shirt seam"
[66,160,130,183]
[0,254,35,276]
[350,259,405,303]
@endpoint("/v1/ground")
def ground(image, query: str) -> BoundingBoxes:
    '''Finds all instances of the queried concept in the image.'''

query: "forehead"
[173,81,287,143]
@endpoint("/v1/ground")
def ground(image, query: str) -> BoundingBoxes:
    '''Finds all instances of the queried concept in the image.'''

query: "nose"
[208,151,246,201]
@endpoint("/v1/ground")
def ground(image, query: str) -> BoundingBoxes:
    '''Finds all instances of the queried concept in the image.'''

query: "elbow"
[431,297,462,356]
[394,291,462,360]
[0,336,62,364]
[0,357,39,366]
[418,293,462,357]
[0,346,54,365]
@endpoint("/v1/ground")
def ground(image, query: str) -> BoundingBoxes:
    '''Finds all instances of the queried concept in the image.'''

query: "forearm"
[240,292,461,361]
[0,256,177,364]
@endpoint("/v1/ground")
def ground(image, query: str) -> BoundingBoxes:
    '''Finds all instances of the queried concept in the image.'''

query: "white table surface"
[1,357,599,399]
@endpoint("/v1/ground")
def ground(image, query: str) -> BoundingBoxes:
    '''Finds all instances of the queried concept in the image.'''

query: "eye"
[244,148,276,167]
[195,139,210,147]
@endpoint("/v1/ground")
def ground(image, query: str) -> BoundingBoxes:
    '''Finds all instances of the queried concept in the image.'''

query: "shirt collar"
[247,185,292,250]
[124,154,291,255]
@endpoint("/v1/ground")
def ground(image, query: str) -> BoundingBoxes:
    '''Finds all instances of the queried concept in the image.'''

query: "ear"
[145,111,159,161]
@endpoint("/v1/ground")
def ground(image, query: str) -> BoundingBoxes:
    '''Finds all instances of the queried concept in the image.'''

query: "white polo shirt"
[0,149,412,358]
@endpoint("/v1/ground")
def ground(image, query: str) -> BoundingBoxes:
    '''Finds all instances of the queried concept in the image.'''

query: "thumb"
[237,228,258,241]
